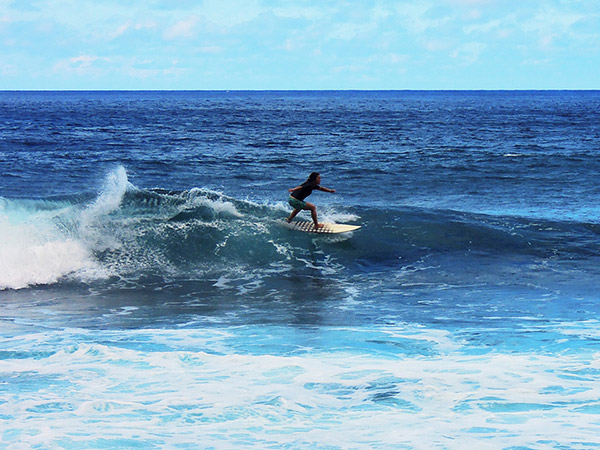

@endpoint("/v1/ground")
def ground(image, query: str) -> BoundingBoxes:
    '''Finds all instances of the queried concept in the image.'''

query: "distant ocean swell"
[2,166,600,292]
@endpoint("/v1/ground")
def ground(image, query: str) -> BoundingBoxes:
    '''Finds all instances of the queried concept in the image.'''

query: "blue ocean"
[2,91,600,449]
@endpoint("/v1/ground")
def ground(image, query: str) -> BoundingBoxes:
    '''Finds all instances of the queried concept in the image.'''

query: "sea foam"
[2,325,599,449]
[0,218,96,290]
[0,167,131,290]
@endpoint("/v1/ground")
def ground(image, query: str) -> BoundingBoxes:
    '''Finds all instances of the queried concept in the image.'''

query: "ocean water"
[1,90,600,449]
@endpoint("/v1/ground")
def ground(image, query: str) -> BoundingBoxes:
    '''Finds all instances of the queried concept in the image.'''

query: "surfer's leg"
[287,208,301,223]
[305,202,323,228]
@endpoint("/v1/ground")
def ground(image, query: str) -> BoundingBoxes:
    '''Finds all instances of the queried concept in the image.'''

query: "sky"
[1,0,599,90]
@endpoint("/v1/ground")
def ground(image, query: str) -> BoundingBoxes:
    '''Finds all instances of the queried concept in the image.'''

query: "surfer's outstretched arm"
[317,186,336,193]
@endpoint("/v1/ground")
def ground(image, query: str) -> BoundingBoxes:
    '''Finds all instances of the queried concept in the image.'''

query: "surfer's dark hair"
[307,172,320,183]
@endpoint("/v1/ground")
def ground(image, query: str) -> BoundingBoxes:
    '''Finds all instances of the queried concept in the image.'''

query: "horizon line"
[1,88,599,93]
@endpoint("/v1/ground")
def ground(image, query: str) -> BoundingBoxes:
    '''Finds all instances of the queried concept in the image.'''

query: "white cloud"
[445,0,495,5]
[108,20,156,40]
[126,65,184,79]
[200,0,261,27]
[272,5,329,20]
[53,55,108,75]
[394,3,453,34]
[450,42,486,65]
[1,63,18,76]
[3,0,160,44]
[2,0,599,89]
[421,38,454,52]
[520,8,590,51]
[283,38,296,52]
[199,45,223,54]
[329,22,376,40]
[522,8,586,36]
[463,18,502,34]
[164,17,199,40]
[523,57,552,66]
[369,52,409,65]
[332,63,365,73]
[109,22,131,40]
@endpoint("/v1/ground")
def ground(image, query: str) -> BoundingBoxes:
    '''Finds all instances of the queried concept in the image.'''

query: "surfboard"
[285,220,361,234]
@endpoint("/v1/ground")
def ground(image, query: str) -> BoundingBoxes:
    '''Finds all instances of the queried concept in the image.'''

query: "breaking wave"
[2,166,600,291]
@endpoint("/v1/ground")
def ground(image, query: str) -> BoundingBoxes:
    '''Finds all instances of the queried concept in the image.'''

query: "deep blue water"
[2,91,600,449]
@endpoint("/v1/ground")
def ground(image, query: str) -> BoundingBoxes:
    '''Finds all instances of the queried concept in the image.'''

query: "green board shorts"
[288,196,307,210]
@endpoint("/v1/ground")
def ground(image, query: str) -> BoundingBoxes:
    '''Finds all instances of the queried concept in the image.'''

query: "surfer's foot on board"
[315,223,324,229]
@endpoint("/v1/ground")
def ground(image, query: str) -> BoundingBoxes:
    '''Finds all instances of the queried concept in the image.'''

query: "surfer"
[287,172,335,228]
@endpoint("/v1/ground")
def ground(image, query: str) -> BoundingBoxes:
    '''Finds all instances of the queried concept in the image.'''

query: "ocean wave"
[2,166,600,291]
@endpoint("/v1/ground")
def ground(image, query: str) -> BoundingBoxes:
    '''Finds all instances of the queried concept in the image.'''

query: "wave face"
[3,166,600,301]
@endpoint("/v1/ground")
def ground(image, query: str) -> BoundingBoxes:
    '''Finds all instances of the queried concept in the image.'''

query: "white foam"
[80,165,131,230]
[0,224,98,290]
[2,325,600,449]
[0,166,133,290]
[188,188,243,218]
[0,208,102,290]
[319,206,360,224]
